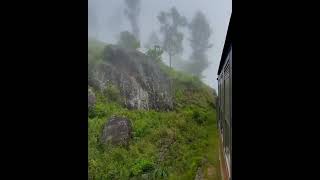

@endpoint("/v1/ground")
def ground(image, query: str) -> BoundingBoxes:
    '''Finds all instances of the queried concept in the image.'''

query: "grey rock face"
[101,116,133,146]
[88,88,96,109]
[94,46,173,111]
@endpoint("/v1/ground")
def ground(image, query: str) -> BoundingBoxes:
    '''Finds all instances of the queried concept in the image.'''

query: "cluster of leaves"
[130,159,155,176]
[146,45,164,62]
[154,8,213,78]
[103,84,122,104]
[157,7,187,67]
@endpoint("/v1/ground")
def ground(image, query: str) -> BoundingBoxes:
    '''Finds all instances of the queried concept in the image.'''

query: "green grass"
[89,86,219,179]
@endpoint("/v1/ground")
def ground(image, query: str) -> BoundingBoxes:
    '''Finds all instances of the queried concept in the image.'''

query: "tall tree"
[124,0,141,40]
[188,11,212,78]
[157,7,187,68]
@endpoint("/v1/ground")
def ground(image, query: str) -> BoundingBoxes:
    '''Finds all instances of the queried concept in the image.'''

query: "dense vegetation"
[88,39,219,180]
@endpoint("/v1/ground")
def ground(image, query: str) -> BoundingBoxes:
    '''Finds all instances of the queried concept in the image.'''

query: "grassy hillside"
[88,38,220,180]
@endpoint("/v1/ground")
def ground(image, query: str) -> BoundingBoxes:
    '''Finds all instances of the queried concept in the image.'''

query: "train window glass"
[224,61,231,157]
[221,72,224,126]
[226,83,230,124]
[224,64,230,125]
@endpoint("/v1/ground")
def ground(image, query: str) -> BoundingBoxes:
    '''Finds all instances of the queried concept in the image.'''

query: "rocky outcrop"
[101,116,132,146]
[93,45,173,111]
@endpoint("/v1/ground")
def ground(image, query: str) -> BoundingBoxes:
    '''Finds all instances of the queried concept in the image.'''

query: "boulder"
[101,116,132,146]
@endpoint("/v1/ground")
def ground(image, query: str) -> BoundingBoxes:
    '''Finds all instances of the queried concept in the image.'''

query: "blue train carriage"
[217,13,232,180]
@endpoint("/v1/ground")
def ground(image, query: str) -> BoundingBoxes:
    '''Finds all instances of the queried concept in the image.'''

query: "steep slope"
[88,38,219,180]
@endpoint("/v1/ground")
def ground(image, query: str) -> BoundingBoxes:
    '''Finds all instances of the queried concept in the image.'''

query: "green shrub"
[88,107,96,118]
[146,45,163,62]
[103,84,122,104]
[88,102,109,118]
[130,159,155,176]
[192,109,209,125]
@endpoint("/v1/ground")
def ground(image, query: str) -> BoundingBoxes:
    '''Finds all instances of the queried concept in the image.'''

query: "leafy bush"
[88,103,107,118]
[192,109,209,125]
[130,159,155,176]
[88,107,95,119]
[103,84,122,104]
[146,45,163,62]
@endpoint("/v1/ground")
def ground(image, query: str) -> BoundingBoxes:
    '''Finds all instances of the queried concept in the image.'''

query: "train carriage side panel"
[217,12,232,180]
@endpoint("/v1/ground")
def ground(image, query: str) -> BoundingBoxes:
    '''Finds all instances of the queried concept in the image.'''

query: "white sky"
[89,0,232,90]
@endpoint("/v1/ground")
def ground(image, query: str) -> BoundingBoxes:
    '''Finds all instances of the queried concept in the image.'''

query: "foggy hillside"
[89,1,232,178]
[88,0,231,90]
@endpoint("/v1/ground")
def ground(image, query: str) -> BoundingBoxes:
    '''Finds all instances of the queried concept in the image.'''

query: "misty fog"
[88,0,231,90]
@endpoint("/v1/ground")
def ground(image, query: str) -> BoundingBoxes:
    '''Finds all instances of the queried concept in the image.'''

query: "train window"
[224,64,230,125]
[226,84,230,125]
[221,72,224,129]
[224,61,231,160]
